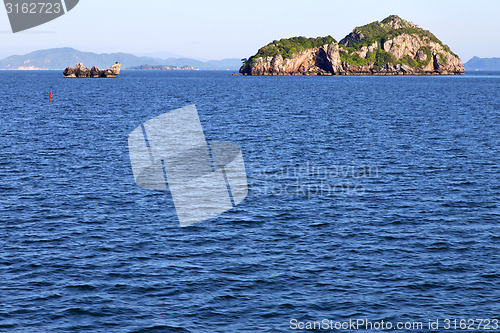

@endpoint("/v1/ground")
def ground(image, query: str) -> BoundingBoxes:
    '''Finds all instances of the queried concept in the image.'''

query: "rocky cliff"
[240,15,464,75]
[63,62,121,78]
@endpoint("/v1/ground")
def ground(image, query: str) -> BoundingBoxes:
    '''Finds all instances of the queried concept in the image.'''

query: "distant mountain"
[135,51,185,59]
[464,57,500,71]
[0,48,241,70]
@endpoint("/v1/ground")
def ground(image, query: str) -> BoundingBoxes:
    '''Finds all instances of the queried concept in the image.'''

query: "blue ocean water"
[0,70,499,332]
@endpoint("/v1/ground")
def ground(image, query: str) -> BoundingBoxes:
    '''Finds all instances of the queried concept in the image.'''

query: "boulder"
[73,63,91,78]
[110,63,121,75]
[90,66,100,77]
[101,69,115,78]
[63,66,74,77]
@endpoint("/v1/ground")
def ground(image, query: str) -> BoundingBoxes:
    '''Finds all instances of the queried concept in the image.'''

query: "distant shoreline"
[126,64,197,71]
[0,47,242,71]
[126,68,199,71]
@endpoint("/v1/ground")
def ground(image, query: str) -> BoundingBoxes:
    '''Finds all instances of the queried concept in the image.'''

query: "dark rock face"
[63,63,121,78]
[90,66,100,77]
[74,63,91,77]
[63,66,75,77]
[240,15,464,76]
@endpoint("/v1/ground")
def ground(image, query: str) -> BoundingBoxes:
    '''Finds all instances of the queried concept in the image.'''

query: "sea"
[0,70,499,332]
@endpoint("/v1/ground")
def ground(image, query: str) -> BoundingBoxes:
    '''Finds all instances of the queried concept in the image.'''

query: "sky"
[0,0,499,62]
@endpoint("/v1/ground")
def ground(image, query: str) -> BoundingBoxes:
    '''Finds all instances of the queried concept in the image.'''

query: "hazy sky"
[0,0,498,61]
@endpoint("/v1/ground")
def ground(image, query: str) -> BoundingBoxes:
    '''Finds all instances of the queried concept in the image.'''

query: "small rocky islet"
[240,15,464,76]
[63,62,121,78]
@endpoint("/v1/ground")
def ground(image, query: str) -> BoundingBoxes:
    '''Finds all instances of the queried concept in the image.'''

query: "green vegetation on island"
[338,46,433,70]
[340,15,458,58]
[243,36,336,64]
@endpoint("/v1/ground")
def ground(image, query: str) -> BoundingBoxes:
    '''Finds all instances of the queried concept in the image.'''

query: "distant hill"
[464,57,500,71]
[0,48,241,70]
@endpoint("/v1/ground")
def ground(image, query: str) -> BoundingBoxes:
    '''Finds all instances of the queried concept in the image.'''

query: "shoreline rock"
[63,62,121,78]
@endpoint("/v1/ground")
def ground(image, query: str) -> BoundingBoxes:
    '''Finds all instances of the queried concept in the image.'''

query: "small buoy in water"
[232,73,238,76]
[49,92,52,102]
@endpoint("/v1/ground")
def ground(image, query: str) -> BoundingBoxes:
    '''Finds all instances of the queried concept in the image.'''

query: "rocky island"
[63,62,121,78]
[240,15,464,75]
